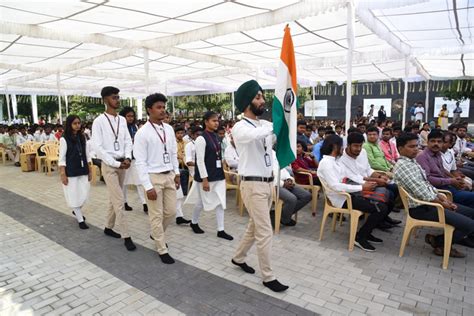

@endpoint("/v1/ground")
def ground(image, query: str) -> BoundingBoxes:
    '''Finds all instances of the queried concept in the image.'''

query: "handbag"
[343,178,390,203]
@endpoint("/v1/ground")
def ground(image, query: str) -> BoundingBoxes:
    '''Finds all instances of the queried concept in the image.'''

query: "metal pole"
[172,96,176,119]
[57,73,63,124]
[424,80,429,122]
[311,86,316,120]
[137,98,143,119]
[231,91,235,120]
[65,94,69,117]
[402,57,409,128]
[345,0,355,133]
[31,94,38,123]
[5,90,11,123]
[11,94,18,118]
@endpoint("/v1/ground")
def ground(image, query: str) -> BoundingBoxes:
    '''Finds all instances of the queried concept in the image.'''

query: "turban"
[234,80,263,113]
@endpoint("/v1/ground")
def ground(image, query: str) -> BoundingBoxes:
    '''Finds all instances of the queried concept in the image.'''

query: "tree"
[442,80,474,101]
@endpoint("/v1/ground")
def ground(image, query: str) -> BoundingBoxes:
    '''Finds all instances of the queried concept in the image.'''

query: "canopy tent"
[0,0,472,98]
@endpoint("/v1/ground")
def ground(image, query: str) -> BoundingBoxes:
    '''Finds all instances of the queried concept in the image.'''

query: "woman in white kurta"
[59,115,92,229]
[184,111,233,240]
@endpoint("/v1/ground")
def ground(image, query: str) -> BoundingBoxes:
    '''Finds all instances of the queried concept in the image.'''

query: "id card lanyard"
[150,121,170,164]
[205,131,222,169]
[104,113,120,151]
[243,118,271,167]
[76,135,85,168]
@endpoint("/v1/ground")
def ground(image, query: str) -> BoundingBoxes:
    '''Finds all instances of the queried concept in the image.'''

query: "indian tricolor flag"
[272,25,298,169]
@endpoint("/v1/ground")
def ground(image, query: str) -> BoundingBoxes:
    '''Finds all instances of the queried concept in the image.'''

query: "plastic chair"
[223,161,244,216]
[0,147,6,164]
[294,171,321,217]
[319,180,364,251]
[42,144,59,176]
[272,187,284,234]
[398,186,454,270]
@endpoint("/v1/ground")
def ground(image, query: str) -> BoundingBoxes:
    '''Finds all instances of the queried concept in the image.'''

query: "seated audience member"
[40,125,56,142]
[379,128,399,166]
[363,126,392,172]
[441,132,472,189]
[454,125,474,159]
[304,125,314,144]
[272,151,311,227]
[310,124,319,144]
[313,126,326,144]
[292,141,320,186]
[54,124,64,140]
[16,125,34,145]
[416,129,474,208]
[394,132,474,255]
[419,123,430,148]
[317,134,388,252]
[0,126,20,166]
[339,132,401,227]
[224,134,239,171]
[297,120,313,151]
[312,128,335,162]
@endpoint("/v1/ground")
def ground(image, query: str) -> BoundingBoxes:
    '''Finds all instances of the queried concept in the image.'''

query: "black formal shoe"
[190,223,204,234]
[231,259,255,274]
[124,203,133,211]
[281,219,296,226]
[14,162,21,167]
[263,280,289,292]
[391,208,401,213]
[424,234,438,249]
[159,253,175,264]
[143,204,148,214]
[104,228,121,238]
[78,222,89,230]
[457,237,474,248]
[377,222,394,231]
[124,237,136,251]
[217,230,233,240]
[176,217,191,225]
[72,211,86,222]
[354,238,376,252]
[385,216,401,225]
[367,234,383,244]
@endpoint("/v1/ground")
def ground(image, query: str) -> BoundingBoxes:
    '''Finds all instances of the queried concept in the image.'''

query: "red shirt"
[291,155,317,185]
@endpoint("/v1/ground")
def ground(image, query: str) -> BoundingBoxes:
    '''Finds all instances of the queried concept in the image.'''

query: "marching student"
[59,115,92,229]
[231,79,289,293]
[91,86,136,251]
[119,106,148,213]
[184,111,233,240]
[134,93,181,264]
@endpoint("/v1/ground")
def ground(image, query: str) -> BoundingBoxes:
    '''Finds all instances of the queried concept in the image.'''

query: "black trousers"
[179,169,189,196]
[343,195,389,239]
[409,204,474,246]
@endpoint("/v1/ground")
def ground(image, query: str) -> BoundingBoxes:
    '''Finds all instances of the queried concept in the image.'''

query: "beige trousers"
[233,181,275,282]
[102,163,130,238]
[145,173,177,255]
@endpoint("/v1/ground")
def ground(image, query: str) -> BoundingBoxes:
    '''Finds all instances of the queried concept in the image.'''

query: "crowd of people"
[1,82,474,292]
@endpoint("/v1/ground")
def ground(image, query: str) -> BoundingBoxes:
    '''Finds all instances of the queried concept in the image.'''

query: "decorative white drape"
[345,0,355,132]
[402,57,410,127]
[31,94,38,124]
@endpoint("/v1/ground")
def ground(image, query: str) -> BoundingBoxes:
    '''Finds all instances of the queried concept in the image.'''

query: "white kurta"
[183,135,226,211]
[59,137,91,208]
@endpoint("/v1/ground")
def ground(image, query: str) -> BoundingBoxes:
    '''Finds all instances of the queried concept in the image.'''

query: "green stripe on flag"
[273,97,295,168]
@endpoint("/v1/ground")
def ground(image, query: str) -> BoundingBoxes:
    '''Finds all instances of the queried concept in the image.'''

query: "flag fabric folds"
[272,25,298,169]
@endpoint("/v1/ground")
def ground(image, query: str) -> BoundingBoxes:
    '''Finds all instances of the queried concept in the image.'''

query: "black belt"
[241,176,274,182]
[116,158,126,162]
[160,171,171,174]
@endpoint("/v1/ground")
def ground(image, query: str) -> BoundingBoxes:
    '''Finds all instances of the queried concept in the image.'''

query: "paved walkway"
[0,165,473,315]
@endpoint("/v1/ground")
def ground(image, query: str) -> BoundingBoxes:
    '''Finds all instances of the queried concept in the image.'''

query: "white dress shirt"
[40,133,56,142]
[454,136,471,155]
[272,151,293,186]
[185,140,196,177]
[338,149,374,184]
[414,107,424,121]
[224,144,239,170]
[91,112,132,168]
[232,116,274,178]
[317,155,362,208]
[133,121,179,191]
[441,148,457,172]
[16,133,33,146]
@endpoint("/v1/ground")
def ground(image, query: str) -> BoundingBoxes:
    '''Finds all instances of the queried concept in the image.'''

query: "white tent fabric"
[0,0,472,97]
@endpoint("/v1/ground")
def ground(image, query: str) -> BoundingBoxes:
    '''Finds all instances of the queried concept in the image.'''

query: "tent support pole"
[402,57,409,128]
[345,0,355,132]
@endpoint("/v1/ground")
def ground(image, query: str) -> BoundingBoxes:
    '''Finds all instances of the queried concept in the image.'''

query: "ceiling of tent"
[0,0,472,96]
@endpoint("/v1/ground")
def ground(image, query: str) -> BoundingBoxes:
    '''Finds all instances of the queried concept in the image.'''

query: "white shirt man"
[40,133,56,142]
[185,139,196,177]
[414,106,424,122]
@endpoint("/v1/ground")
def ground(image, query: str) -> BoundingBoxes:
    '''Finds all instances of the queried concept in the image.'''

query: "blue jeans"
[441,185,474,208]
[409,204,474,246]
